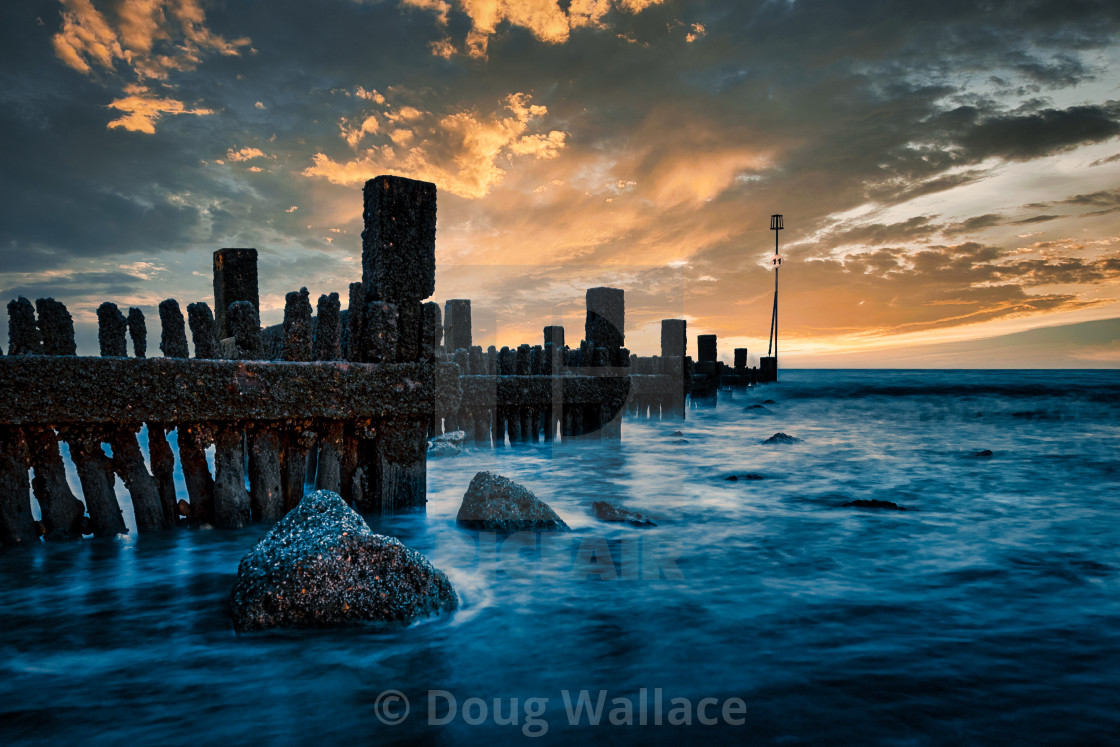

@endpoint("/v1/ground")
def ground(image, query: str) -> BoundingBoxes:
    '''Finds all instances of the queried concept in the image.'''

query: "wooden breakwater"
[427,291,690,444]
[0,176,712,548]
[1,175,450,546]
[1,172,779,547]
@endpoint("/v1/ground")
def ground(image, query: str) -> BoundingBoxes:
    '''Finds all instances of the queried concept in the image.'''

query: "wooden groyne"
[1,176,446,545]
[1,175,774,547]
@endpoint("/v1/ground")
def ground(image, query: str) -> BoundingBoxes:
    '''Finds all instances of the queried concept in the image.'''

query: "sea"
[2,369,1119,745]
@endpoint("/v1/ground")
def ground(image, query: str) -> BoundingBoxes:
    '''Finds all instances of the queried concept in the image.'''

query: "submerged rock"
[592,501,656,527]
[457,471,570,532]
[671,439,690,444]
[230,490,457,632]
[428,430,466,457]
[725,473,765,481]
[841,499,907,511]
[762,432,802,444]
[762,399,776,405]
[970,449,994,458]
[744,404,772,414]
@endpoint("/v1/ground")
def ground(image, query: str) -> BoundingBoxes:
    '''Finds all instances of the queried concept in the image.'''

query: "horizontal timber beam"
[0,357,438,425]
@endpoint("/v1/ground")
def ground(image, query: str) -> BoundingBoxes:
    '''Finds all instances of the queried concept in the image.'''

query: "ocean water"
[2,369,1119,745]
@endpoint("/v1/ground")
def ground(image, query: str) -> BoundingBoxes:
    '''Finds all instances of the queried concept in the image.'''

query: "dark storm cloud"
[944,104,1120,161]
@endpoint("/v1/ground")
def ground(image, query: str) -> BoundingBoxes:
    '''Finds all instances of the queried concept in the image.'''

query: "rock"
[744,404,772,414]
[428,430,466,457]
[762,432,802,444]
[457,472,570,532]
[970,449,994,458]
[762,399,776,405]
[230,490,457,631]
[671,430,684,436]
[841,499,906,511]
[725,473,765,481]
[592,501,656,527]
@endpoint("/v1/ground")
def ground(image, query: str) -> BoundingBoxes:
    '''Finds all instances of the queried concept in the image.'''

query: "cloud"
[9,0,1120,357]
[304,91,566,198]
[1061,189,1120,208]
[225,146,269,162]
[53,0,250,79]
[943,104,1120,162]
[106,83,214,133]
[51,0,249,132]
[401,0,666,59]
[429,37,456,58]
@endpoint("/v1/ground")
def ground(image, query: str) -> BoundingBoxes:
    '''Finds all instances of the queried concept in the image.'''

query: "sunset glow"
[3,0,1119,365]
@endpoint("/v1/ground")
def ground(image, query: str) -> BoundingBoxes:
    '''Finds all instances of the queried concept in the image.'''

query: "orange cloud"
[304,92,566,198]
[106,84,214,133]
[52,0,248,131]
[53,0,249,79]
[402,0,665,59]
[685,22,706,42]
[225,146,269,162]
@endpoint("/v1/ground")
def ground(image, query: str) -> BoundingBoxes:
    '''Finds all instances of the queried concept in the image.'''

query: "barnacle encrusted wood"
[0,357,443,425]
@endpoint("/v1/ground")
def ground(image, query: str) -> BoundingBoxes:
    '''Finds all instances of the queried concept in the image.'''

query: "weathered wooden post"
[499,346,517,444]
[213,248,259,340]
[444,299,471,353]
[361,175,437,513]
[0,425,37,546]
[544,326,564,441]
[693,333,720,398]
[468,345,490,445]
[697,334,717,364]
[158,299,190,359]
[187,302,221,359]
[280,288,314,513]
[36,299,75,356]
[228,301,262,359]
[422,301,443,437]
[7,298,41,354]
[97,302,128,357]
[342,282,368,508]
[224,282,279,522]
[178,301,217,524]
[661,319,687,418]
[26,299,86,539]
[105,301,171,531]
[315,292,344,495]
[59,304,124,537]
[314,292,342,361]
[517,344,534,442]
[585,287,626,439]
[102,302,176,526]
[166,300,215,526]
[127,307,147,357]
[213,424,250,529]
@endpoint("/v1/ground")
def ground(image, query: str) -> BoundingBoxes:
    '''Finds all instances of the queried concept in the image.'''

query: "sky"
[2,0,1119,366]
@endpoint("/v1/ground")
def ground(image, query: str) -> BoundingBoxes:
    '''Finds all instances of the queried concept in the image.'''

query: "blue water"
[2,370,1119,744]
